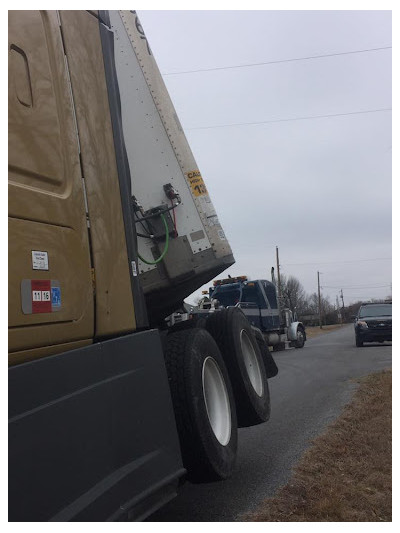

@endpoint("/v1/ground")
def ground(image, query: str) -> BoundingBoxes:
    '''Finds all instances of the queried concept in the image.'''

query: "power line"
[323,285,391,290]
[284,257,392,266]
[186,108,391,131]
[163,46,392,76]
[348,299,392,302]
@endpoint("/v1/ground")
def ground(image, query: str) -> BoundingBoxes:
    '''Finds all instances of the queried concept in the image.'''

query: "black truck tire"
[294,326,306,348]
[355,334,364,347]
[206,308,270,428]
[164,328,238,482]
[195,316,207,329]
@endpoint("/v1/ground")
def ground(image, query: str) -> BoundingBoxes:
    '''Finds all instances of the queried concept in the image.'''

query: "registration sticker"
[31,279,52,313]
[21,279,62,314]
[186,170,208,197]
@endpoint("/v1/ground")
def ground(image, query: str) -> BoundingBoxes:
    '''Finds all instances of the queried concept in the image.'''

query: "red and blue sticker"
[21,279,62,314]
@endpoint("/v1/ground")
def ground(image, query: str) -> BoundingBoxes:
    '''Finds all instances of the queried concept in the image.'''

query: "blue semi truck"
[193,275,307,352]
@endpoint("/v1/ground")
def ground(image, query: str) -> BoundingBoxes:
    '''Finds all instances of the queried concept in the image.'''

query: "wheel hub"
[202,357,232,446]
[240,330,264,397]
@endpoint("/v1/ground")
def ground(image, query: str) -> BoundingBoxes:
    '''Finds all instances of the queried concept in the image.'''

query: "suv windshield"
[359,304,392,318]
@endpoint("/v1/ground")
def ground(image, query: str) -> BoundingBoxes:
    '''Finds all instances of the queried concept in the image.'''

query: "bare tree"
[304,292,319,315]
[279,274,307,315]
[301,292,336,324]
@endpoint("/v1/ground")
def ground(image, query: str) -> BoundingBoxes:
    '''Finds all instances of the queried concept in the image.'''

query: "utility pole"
[340,289,345,321]
[276,246,282,305]
[336,295,342,324]
[317,271,322,329]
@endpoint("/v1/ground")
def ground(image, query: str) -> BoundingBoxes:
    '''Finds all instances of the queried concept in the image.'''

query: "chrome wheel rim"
[240,330,264,397]
[297,330,304,344]
[202,357,232,446]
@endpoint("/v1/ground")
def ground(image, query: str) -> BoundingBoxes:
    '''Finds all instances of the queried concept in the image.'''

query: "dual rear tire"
[164,328,237,482]
[206,308,270,427]
[163,308,271,482]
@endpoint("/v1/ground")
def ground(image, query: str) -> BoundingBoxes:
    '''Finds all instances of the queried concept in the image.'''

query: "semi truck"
[169,274,307,352]
[8,10,278,521]
[195,276,307,351]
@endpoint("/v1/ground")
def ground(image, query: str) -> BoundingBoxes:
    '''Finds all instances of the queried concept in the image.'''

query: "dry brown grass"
[243,370,392,522]
[305,324,346,339]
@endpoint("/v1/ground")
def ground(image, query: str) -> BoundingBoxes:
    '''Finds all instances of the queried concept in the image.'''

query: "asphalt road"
[149,324,392,522]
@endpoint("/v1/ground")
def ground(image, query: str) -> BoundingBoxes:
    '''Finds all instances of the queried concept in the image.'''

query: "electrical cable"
[186,108,391,131]
[323,284,391,289]
[137,217,152,237]
[137,213,169,265]
[284,257,392,266]
[134,202,177,222]
[163,46,392,76]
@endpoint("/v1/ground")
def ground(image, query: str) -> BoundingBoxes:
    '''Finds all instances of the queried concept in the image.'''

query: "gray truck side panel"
[8,329,185,521]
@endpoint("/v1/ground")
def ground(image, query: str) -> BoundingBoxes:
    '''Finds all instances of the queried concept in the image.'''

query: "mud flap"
[252,327,279,379]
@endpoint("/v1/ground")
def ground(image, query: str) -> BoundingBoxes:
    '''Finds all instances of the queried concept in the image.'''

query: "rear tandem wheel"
[206,308,270,428]
[164,328,238,482]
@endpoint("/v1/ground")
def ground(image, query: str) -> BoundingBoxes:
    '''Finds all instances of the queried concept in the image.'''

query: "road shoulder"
[241,369,392,522]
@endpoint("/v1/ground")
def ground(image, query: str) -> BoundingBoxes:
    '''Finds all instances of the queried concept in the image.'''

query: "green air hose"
[137,213,169,265]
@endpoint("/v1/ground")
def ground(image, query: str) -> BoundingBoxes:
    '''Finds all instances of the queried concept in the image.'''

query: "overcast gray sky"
[139,9,392,306]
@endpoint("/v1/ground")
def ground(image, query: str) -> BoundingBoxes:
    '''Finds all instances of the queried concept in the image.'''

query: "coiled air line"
[137,213,169,265]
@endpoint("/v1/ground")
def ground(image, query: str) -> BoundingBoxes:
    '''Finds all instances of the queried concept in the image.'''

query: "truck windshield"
[241,286,260,306]
[359,304,392,317]
[213,288,241,307]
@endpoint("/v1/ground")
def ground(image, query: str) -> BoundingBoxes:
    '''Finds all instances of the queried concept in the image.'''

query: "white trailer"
[110,11,234,324]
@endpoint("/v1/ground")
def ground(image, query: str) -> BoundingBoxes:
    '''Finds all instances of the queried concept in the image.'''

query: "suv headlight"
[356,320,368,328]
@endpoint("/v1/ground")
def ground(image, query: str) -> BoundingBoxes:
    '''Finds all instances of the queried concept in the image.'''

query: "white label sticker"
[207,215,220,227]
[131,260,138,277]
[32,251,49,271]
[32,291,42,301]
[217,229,226,241]
[199,195,217,218]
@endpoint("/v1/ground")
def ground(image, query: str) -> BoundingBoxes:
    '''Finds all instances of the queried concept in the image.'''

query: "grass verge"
[243,369,392,522]
[305,324,346,339]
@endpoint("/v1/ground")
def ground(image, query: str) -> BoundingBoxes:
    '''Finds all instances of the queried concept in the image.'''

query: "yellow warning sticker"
[186,170,208,197]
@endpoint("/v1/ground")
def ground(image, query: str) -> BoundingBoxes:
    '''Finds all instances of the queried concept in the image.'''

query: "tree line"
[279,274,391,325]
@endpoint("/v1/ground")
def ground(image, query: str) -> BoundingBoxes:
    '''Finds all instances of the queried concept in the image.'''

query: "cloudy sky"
[138,9,392,306]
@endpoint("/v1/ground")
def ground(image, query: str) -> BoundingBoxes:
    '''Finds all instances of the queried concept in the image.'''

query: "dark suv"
[354,302,392,347]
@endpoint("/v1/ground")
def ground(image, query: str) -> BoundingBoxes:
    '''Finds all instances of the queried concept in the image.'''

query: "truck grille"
[367,320,391,330]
